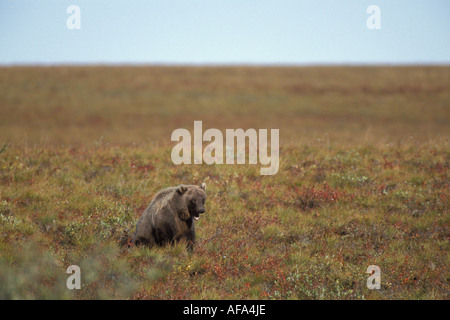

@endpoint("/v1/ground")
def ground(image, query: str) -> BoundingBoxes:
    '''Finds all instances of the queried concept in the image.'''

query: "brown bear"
[131,183,207,250]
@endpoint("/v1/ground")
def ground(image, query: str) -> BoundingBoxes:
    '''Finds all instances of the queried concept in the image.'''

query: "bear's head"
[176,183,207,221]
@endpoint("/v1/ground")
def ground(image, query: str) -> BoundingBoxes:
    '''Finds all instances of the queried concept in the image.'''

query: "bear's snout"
[193,208,205,221]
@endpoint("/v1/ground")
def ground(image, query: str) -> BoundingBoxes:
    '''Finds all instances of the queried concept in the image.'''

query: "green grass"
[0,66,448,299]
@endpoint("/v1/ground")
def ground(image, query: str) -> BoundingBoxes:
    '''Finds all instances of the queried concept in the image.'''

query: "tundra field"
[0,66,448,299]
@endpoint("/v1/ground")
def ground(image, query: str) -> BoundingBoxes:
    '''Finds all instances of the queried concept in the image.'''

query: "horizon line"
[1,61,449,68]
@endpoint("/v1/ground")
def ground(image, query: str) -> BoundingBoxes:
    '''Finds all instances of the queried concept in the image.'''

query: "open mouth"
[193,216,200,221]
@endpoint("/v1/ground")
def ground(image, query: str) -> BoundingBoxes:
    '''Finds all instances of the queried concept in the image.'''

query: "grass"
[0,66,448,299]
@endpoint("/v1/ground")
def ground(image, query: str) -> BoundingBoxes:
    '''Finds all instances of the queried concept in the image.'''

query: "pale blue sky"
[0,0,449,65]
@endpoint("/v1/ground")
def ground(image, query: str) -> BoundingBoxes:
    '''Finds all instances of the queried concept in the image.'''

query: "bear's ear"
[177,185,188,194]
[200,183,206,190]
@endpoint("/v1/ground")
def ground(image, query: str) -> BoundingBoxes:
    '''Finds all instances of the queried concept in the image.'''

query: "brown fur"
[131,183,206,250]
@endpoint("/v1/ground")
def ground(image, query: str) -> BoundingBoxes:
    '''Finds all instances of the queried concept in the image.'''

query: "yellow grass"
[0,66,448,299]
